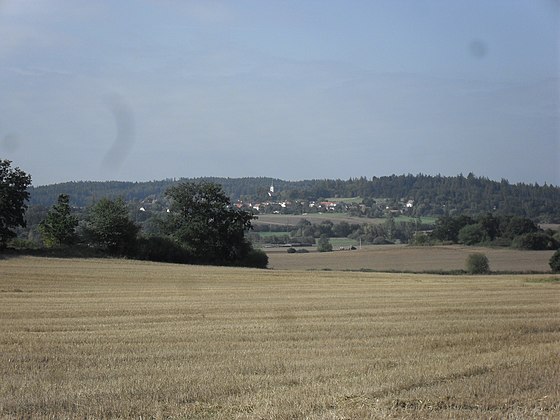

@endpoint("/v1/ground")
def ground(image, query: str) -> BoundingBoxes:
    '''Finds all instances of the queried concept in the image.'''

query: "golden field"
[1,256,559,419]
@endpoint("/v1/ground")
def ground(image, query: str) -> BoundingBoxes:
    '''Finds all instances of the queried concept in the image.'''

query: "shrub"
[135,236,191,264]
[411,232,431,246]
[490,237,512,247]
[317,235,333,252]
[550,250,560,273]
[458,223,488,245]
[372,237,393,245]
[236,248,269,269]
[512,232,559,250]
[7,238,42,250]
[466,253,490,274]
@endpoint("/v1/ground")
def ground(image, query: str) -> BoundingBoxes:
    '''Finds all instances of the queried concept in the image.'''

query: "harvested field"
[1,257,559,418]
[267,245,555,272]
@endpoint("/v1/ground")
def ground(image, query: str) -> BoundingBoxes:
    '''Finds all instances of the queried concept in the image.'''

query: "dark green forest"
[29,173,560,222]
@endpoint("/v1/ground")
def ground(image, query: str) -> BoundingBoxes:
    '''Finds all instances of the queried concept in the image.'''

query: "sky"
[0,0,558,186]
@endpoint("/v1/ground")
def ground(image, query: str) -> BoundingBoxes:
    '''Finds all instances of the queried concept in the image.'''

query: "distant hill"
[28,174,560,222]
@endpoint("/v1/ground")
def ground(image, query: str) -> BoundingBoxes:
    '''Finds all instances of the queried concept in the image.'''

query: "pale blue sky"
[0,0,558,186]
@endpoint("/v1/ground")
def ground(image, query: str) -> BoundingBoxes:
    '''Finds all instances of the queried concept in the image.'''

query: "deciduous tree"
[431,215,474,243]
[458,223,488,245]
[164,182,256,264]
[85,197,139,255]
[39,194,78,247]
[0,160,32,248]
[317,234,333,252]
[549,249,560,273]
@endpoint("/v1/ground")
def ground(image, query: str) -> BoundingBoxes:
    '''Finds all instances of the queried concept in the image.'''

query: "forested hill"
[29,174,560,222]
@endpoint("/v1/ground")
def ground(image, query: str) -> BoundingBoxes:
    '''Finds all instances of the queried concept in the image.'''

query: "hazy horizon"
[1,1,558,186]
[28,171,560,189]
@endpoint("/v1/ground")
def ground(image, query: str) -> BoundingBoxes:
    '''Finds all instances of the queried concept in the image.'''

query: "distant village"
[231,183,415,217]
[137,182,416,218]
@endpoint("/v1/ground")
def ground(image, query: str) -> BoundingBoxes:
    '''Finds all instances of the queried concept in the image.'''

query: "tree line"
[29,173,560,222]
[1,160,267,268]
[250,212,560,252]
[426,213,559,250]
[3,159,560,271]
[250,217,432,247]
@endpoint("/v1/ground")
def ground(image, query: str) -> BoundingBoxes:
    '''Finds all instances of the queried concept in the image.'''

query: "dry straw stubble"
[0,256,559,418]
